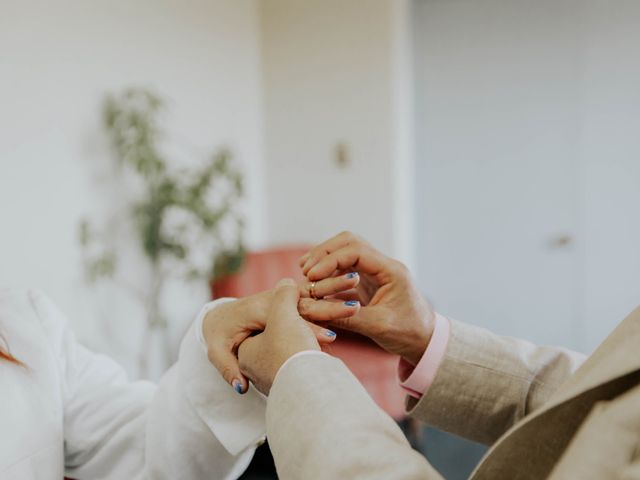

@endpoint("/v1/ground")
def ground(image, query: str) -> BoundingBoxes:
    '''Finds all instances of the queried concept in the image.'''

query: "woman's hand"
[203,273,361,393]
[237,279,319,395]
[300,231,436,366]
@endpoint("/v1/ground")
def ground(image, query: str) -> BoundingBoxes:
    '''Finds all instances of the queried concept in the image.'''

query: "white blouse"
[0,288,267,479]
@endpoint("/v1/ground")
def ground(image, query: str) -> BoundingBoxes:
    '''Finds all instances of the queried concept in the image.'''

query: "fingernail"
[325,330,337,338]
[232,379,244,394]
[346,272,359,279]
[344,300,359,307]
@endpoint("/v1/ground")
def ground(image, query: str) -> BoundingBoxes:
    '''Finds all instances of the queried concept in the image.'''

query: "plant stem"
[138,260,165,378]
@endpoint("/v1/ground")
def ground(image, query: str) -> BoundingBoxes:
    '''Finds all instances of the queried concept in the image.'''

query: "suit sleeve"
[266,353,441,480]
[29,290,266,480]
[407,319,586,445]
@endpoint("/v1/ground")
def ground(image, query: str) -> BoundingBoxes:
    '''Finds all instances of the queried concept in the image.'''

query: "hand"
[300,231,435,366]
[203,273,361,393]
[238,279,319,395]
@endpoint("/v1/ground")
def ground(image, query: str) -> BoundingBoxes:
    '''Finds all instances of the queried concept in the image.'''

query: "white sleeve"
[29,291,267,480]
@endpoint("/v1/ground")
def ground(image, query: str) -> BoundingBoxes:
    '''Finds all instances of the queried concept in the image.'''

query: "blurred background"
[1,0,640,478]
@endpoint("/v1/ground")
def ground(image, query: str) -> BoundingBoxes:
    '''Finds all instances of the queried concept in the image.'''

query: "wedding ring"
[309,282,318,300]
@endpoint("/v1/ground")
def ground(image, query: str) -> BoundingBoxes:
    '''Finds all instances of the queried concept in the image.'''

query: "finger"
[269,278,302,326]
[326,305,388,338]
[325,289,361,302]
[237,335,260,386]
[306,321,338,344]
[307,244,386,281]
[207,341,248,395]
[301,231,364,274]
[298,297,361,322]
[300,271,360,298]
[298,252,311,268]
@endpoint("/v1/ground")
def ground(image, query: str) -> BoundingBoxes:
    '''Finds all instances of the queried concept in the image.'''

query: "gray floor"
[413,426,487,480]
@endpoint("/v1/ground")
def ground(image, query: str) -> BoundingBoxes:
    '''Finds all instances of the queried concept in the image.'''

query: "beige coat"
[266,307,640,479]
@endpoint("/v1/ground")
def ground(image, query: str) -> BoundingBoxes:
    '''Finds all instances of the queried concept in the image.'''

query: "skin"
[203,272,362,393]
[207,231,436,395]
[237,279,320,395]
[299,231,436,367]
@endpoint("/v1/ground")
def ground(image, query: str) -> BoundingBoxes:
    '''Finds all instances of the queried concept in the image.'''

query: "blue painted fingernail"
[344,300,359,307]
[325,330,337,337]
[232,379,244,394]
[346,272,359,279]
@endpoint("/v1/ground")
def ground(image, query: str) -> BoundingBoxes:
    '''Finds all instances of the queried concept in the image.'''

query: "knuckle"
[349,230,365,242]
[298,299,311,316]
[339,230,357,245]
[333,317,348,330]
[392,259,410,276]
[220,365,235,382]
[310,249,322,261]
[336,316,354,331]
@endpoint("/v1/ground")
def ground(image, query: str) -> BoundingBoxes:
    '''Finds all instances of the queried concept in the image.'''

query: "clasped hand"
[204,231,436,395]
[203,271,361,394]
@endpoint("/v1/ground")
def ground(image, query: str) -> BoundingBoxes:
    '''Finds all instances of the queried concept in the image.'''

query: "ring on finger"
[309,282,320,300]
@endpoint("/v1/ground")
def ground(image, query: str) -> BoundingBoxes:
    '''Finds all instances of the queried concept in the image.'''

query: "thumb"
[207,341,248,395]
[269,278,302,327]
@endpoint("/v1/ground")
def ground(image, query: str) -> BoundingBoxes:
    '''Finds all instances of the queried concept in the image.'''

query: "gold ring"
[309,282,318,300]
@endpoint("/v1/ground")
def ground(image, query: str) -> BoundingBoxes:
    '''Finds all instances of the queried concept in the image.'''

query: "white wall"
[412,0,640,351]
[260,0,415,264]
[581,1,640,350]
[0,0,265,375]
[412,0,585,349]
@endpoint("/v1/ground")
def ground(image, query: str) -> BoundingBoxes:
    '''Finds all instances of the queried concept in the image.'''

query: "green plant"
[79,87,245,375]
[81,88,245,282]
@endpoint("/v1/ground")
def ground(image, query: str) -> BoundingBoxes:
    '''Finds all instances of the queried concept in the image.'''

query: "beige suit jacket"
[266,306,640,479]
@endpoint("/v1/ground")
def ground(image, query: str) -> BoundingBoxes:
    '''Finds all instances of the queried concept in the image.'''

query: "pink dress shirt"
[398,313,451,399]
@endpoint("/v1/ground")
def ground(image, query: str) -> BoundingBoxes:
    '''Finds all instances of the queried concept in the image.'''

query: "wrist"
[270,349,323,390]
[403,338,429,366]
[403,311,436,366]
[270,336,321,383]
[276,344,318,373]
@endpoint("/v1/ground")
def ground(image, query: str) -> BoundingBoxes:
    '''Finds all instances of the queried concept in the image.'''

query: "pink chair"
[211,246,406,420]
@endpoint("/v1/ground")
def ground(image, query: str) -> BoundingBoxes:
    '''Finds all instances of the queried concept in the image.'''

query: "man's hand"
[300,231,436,366]
[238,279,320,395]
[203,273,361,393]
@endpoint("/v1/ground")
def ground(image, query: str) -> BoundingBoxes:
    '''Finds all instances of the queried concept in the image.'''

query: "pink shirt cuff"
[398,313,451,399]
